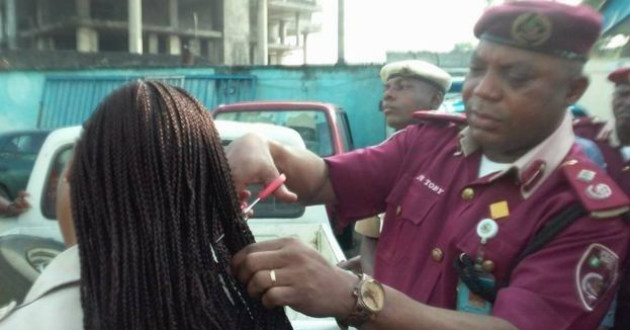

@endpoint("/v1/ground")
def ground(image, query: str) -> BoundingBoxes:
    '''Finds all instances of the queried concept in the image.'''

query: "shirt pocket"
[385,173,442,225]
[379,174,442,263]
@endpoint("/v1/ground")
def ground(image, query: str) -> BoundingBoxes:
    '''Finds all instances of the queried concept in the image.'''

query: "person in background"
[342,60,452,275]
[0,192,29,217]
[380,60,453,130]
[610,67,630,147]
[573,67,630,197]
[608,66,630,330]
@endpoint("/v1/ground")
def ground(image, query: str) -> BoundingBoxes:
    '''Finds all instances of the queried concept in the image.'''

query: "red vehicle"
[214,101,354,157]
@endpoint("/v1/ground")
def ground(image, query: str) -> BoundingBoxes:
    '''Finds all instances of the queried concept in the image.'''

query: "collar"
[21,245,80,306]
[458,113,575,198]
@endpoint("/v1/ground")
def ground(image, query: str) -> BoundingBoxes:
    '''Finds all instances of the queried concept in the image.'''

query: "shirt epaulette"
[412,111,467,127]
[561,158,630,219]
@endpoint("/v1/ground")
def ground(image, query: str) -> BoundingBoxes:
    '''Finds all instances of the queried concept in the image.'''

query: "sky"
[292,0,584,65]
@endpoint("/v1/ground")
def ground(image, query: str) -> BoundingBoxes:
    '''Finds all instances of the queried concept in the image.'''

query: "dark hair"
[70,81,292,330]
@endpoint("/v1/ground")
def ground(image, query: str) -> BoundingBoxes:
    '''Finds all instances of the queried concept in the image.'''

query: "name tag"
[456,277,494,315]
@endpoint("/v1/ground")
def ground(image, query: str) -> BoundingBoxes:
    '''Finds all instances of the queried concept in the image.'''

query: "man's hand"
[226,133,297,203]
[337,255,363,274]
[231,237,357,318]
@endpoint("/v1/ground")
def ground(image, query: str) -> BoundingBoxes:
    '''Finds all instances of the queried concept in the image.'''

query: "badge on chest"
[455,217,501,315]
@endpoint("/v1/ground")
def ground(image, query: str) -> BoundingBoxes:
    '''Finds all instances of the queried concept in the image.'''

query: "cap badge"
[585,183,612,200]
[511,12,552,47]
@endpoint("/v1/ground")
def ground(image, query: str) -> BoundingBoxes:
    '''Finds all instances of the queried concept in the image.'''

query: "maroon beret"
[474,1,602,61]
[608,67,630,84]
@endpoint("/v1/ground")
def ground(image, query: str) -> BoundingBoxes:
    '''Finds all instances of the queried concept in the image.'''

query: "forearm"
[363,287,518,330]
[268,139,335,205]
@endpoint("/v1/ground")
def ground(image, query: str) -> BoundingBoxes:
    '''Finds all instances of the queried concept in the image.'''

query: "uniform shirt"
[326,114,630,330]
[574,118,630,197]
[0,245,82,330]
[573,118,630,330]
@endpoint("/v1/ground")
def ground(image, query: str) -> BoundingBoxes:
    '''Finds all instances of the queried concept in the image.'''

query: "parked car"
[0,122,344,330]
[0,130,51,199]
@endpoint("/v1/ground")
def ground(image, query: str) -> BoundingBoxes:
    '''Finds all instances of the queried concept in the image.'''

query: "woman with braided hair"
[0,81,292,330]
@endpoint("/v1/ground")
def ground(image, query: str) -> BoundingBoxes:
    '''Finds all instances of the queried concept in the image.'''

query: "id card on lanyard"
[456,274,495,315]
[456,218,499,315]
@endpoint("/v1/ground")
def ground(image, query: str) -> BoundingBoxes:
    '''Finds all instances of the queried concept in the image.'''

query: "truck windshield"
[215,110,333,157]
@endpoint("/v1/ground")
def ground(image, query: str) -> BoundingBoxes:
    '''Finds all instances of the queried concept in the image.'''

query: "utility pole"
[336,0,345,65]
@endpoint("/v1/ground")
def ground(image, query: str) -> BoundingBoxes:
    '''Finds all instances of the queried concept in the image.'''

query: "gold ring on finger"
[269,269,277,287]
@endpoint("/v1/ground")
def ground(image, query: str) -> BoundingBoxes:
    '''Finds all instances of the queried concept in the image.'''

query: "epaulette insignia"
[412,111,467,126]
[562,159,630,218]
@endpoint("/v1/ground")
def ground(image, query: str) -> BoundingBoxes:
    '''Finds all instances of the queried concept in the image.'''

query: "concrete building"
[254,0,322,65]
[0,0,321,65]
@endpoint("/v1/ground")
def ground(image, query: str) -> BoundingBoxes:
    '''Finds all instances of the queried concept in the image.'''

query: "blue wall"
[0,72,45,132]
[250,66,385,149]
[0,65,386,149]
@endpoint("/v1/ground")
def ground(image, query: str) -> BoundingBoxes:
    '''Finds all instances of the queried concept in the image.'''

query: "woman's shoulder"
[0,281,83,330]
[0,245,83,330]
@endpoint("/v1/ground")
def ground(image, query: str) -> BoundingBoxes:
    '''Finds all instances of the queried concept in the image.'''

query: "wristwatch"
[336,273,385,329]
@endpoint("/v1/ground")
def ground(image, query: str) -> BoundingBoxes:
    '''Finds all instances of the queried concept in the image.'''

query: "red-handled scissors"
[241,173,287,214]
[215,174,287,243]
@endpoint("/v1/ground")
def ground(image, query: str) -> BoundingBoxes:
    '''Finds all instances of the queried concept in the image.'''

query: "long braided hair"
[70,81,292,330]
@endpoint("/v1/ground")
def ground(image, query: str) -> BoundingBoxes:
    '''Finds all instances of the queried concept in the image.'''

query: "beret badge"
[511,12,552,47]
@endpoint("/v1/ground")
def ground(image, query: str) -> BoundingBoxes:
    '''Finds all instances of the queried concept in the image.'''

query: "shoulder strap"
[508,203,586,274]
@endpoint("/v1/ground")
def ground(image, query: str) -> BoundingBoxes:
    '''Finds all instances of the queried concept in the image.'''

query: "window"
[247,185,305,219]
[0,133,48,155]
[42,145,74,220]
[215,109,334,157]
[336,110,354,151]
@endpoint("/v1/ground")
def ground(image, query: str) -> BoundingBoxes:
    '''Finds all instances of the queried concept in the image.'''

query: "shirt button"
[431,248,443,262]
[482,260,495,273]
[461,187,475,200]
[395,205,402,216]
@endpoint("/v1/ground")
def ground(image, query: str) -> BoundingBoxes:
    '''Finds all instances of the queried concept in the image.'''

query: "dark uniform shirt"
[574,117,630,330]
[326,114,630,330]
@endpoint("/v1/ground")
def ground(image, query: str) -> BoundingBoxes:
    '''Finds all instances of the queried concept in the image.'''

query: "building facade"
[0,0,321,65]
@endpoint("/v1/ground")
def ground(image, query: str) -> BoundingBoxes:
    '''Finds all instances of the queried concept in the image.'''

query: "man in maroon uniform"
[228,2,630,329]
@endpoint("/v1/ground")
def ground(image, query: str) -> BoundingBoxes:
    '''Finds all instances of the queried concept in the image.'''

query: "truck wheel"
[0,235,66,305]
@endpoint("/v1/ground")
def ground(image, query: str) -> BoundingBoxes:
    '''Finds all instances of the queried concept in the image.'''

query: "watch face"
[360,280,385,312]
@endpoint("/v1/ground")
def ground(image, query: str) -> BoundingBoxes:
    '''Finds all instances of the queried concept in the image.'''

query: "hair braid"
[70,80,292,330]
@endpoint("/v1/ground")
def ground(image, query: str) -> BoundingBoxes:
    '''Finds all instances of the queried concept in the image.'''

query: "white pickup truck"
[0,121,345,330]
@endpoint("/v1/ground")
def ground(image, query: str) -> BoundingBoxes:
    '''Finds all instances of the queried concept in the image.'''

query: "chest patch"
[576,243,619,311]
[415,174,445,195]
